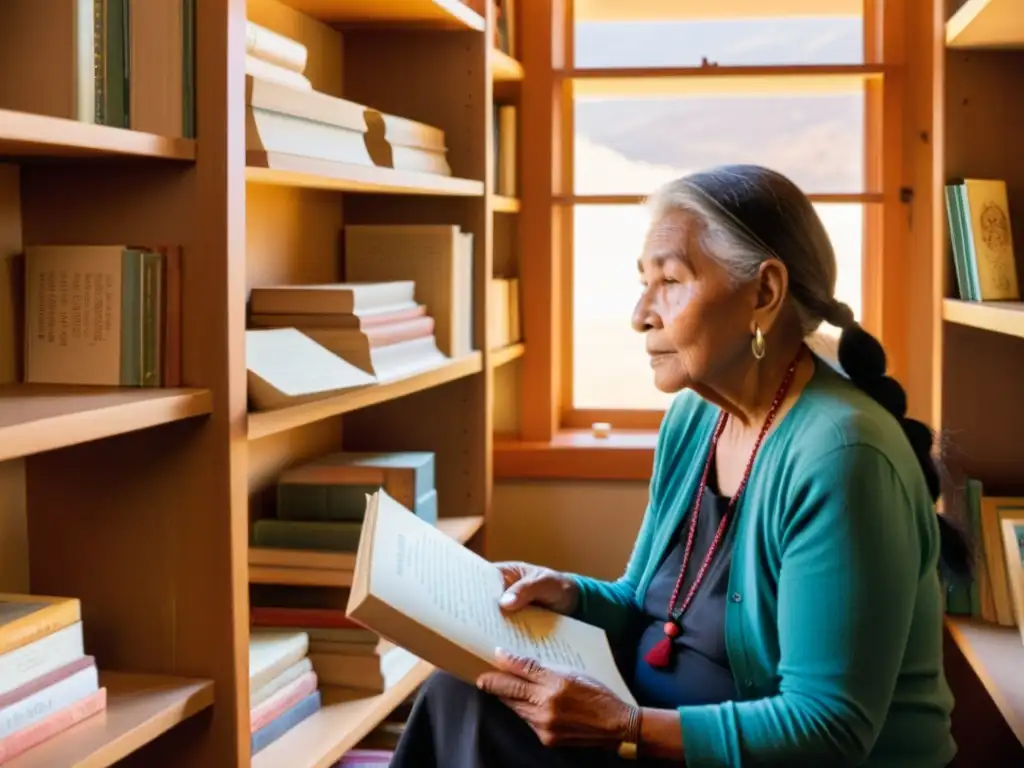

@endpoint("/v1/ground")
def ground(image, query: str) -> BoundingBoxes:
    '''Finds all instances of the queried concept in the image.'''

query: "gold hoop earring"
[751,326,766,360]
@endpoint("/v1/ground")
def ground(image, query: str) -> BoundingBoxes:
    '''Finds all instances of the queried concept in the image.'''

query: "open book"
[345,490,636,706]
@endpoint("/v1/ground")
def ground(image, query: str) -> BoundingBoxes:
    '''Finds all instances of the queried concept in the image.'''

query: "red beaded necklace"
[644,346,804,670]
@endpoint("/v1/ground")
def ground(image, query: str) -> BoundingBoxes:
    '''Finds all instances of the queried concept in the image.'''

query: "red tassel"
[644,635,673,669]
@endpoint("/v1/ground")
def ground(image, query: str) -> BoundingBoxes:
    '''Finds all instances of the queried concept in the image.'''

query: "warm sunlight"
[572,139,864,411]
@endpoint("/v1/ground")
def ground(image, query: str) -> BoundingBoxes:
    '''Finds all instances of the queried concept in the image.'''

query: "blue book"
[251,689,321,754]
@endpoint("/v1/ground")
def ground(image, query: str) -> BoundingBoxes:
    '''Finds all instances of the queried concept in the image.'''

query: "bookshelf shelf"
[251,649,430,768]
[927,0,1024,759]
[946,0,1024,49]
[945,618,1024,745]
[490,342,525,368]
[0,0,523,761]
[492,50,525,82]
[0,110,196,160]
[943,299,1024,339]
[248,515,484,587]
[492,195,520,213]
[4,672,214,768]
[247,353,484,441]
[0,385,213,463]
[276,0,485,30]
[245,151,485,197]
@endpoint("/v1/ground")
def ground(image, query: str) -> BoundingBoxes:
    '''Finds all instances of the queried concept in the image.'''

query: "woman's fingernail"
[499,592,515,605]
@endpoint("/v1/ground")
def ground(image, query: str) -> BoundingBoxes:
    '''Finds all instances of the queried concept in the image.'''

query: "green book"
[251,520,363,553]
[23,245,163,387]
[276,452,436,523]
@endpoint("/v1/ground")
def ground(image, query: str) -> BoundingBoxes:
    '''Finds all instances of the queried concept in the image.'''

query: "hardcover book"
[345,490,635,705]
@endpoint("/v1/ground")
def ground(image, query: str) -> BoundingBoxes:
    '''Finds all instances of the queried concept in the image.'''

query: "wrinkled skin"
[478,209,807,752]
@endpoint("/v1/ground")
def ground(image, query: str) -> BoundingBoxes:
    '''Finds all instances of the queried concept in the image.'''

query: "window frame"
[496,0,909,479]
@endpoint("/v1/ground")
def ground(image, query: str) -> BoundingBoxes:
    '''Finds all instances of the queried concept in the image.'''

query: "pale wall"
[489,480,648,580]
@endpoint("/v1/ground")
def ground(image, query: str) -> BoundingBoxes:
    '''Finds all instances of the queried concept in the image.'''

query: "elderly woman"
[390,165,968,767]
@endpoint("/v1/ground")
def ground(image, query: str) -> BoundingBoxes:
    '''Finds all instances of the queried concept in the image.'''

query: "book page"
[365,491,635,705]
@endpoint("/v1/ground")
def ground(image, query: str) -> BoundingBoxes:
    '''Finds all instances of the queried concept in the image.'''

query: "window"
[562,0,888,422]
[571,202,869,411]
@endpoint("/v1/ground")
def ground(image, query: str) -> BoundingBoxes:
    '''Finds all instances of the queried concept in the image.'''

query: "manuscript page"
[347,490,635,705]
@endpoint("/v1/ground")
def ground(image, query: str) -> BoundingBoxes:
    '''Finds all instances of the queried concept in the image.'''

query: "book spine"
[0,623,85,697]
[245,21,308,74]
[251,520,364,552]
[0,663,99,740]
[0,600,80,658]
[251,690,321,755]
[250,669,317,733]
[0,655,94,710]
[141,251,162,387]
[119,250,142,385]
[276,483,379,522]
[250,657,313,709]
[0,687,106,762]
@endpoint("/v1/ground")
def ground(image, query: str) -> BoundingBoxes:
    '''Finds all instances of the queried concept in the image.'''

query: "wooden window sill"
[493,430,657,481]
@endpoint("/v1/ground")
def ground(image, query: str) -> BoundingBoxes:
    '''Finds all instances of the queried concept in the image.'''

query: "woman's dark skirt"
[389,671,677,768]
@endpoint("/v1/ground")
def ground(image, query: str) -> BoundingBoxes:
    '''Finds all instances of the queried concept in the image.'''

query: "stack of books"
[244,31,454,178]
[249,629,321,754]
[251,607,397,696]
[343,224,476,362]
[246,19,312,91]
[23,244,183,388]
[248,280,448,383]
[0,594,107,761]
[251,451,438,553]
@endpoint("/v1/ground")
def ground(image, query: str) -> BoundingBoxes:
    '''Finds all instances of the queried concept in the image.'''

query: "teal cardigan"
[571,360,957,767]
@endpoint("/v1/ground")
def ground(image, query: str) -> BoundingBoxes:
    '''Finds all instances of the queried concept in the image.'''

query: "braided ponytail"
[825,300,971,578]
[647,164,971,579]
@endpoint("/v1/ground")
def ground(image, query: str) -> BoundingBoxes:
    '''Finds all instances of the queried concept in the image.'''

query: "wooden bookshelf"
[238,0,523,763]
[946,0,1024,49]
[277,0,485,30]
[945,618,1024,746]
[942,299,1024,340]
[0,0,523,762]
[0,110,197,160]
[912,1,1024,762]
[4,673,214,768]
[0,386,213,463]
[492,194,521,213]
[246,151,485,196]
[0,0,244,762]
[490,342,525,368]
[247,353,483,440]
[251,648,430,768]
[492,49,525,82]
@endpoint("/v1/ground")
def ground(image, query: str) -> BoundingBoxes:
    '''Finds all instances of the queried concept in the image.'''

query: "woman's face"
[632,209,761,394]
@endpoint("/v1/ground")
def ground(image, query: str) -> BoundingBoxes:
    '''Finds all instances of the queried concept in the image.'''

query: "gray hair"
[645,165,856,337]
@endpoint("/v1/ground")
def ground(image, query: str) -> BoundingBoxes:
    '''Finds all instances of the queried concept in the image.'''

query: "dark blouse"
[630,486,739,709]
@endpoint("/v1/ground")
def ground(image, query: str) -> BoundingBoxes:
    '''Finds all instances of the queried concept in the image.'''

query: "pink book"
[0,655,94,710]
[250,670,317,733]
[0,687,106,762]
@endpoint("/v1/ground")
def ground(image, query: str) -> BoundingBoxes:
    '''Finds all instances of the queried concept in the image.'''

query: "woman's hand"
[477,649,633,749]
[495,562,580,615]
